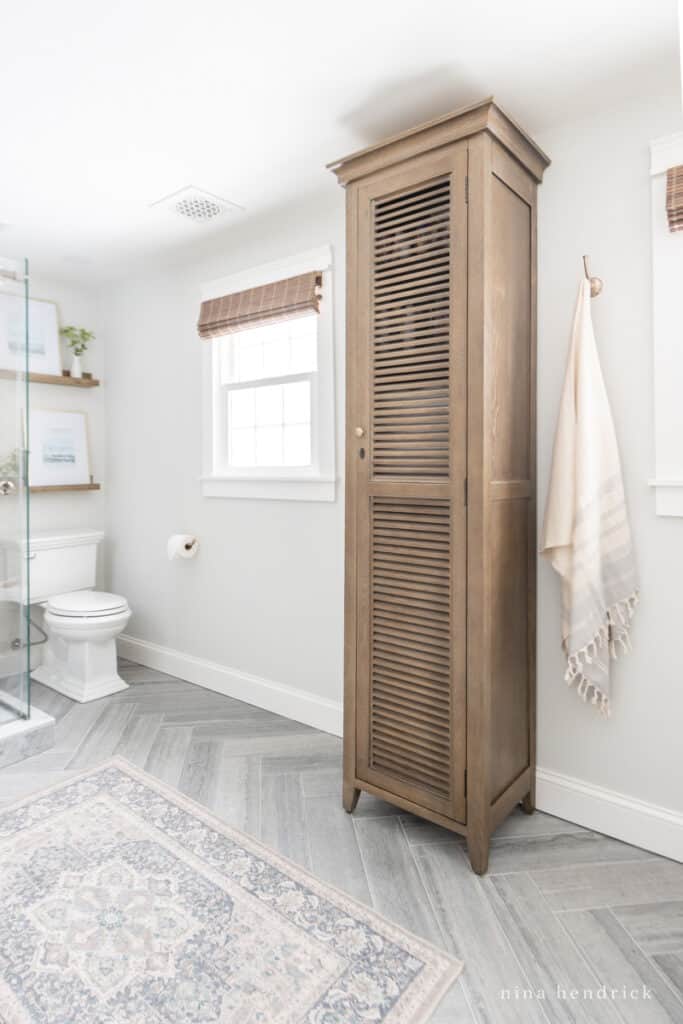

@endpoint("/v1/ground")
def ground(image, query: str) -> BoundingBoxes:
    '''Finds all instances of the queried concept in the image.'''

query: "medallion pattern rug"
[0,758,461,1023]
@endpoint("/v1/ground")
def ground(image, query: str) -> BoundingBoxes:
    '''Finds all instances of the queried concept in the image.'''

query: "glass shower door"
[0,256,30,720]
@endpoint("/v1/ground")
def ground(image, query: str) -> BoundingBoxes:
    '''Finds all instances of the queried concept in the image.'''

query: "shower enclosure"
[0,256,31,723]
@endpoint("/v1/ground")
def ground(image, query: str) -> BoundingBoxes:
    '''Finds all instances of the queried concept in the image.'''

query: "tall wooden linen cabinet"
[329,99,550,874]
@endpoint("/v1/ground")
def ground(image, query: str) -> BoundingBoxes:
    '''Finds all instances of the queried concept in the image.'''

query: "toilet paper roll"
[167,534,199,560]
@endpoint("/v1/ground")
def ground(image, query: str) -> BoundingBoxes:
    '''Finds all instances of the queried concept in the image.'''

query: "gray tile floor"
[1,659,682,1023]
[0,703,17,725]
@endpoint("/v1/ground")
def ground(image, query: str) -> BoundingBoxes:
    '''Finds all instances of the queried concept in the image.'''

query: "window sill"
[200,474,336,502]
[648,478,683,517]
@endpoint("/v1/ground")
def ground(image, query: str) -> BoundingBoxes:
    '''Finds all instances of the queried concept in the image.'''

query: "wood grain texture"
[533,859,683,913]
[527,154,539,816]
[338,107,542,873]
[489,872,624,1023]
[464,130,492,875]
[489,176,531,484]
[485,143,535,812]
[67,702,134,768]
[488,500,529,801]
[343,183,360,815]
[351,146,468,826]
[560,908,683,1023]
[612,902,683,954]
[1,659,681,1023]
[305,793,372,903]
[652,953,683,1005]
[29,483,101,493]
[260,772,311,869]
[353,815,445,946]
[0,369,100,388]
[328,97,550,185]
[487,830,657,874]
[414,843,549,1023]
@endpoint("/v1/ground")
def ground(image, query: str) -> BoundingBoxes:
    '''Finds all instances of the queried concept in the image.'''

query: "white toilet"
[27,529,131,702]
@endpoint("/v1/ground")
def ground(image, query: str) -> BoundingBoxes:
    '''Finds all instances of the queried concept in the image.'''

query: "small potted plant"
[60,325,95,379]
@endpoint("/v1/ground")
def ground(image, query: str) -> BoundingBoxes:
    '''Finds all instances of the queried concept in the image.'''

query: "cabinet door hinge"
[465,175,469,205]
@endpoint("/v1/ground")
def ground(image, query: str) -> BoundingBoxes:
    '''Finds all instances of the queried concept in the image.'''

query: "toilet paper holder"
[167,534,200,560]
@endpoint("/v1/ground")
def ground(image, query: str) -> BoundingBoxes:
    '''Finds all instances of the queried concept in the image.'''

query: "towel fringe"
[562,590,638,716]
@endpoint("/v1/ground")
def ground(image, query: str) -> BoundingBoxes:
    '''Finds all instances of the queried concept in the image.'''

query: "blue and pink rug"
[0,758,461,1023]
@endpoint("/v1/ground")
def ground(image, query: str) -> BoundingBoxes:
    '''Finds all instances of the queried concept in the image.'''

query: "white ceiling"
[1,0,680,280]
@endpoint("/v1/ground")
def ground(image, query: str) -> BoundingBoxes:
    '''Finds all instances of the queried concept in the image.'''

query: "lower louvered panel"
[368,498,452,806]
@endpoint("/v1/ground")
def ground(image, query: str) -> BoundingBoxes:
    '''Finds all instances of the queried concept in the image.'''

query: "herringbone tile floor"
[1,659,682,1022]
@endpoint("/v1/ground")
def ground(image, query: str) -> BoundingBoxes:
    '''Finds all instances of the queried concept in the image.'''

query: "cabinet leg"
[466,835,489,875]
[521,791,535,815]
[343,782,360,814]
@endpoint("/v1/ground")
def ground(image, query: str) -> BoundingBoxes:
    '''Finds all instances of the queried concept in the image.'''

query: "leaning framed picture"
[0,295,61,376]
[26,409,91,488]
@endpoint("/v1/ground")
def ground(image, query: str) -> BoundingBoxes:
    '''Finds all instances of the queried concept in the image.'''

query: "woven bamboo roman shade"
[666,166,683,232]
[198,271,322,339]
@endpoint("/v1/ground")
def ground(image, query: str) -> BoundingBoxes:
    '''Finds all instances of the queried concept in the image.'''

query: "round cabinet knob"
[354,426,365,438]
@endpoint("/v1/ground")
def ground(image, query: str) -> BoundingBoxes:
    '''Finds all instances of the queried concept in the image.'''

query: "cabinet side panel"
[487,157,535,804]
[490,176,531,482]
[489,500,529,800]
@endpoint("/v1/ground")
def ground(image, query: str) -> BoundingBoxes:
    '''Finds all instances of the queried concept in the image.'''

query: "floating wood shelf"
[0,370,100,388]
[29,483,101,493]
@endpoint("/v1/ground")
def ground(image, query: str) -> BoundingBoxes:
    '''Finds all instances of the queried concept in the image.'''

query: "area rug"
[0,757,462,1023]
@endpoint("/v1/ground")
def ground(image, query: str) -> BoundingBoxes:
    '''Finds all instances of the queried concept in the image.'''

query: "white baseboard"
[118,634,343,737]
[116,635,681,861]
[537,767,683,863]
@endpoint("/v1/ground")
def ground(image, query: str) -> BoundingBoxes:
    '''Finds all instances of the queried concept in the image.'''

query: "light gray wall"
[101,194,346,704]
[536,91,683,813]
[101,89,683,815]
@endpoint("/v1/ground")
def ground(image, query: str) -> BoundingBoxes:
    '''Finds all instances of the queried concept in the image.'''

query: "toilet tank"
[23,529,104,604]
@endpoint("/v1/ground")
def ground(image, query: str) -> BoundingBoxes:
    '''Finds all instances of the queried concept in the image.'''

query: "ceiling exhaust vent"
[151,186,242,224]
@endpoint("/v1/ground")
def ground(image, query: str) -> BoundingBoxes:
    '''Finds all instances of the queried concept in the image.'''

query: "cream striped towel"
[541,280,638,715]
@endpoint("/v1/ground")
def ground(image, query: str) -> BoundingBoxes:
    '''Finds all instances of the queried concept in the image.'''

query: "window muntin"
[228,380,311,467]
[216,313,318,472]
[220,315,317,385]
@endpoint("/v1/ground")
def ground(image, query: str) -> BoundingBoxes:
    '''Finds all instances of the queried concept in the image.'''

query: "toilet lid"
[47,591,129,617]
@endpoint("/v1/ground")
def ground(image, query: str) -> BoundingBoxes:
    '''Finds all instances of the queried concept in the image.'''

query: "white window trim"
[201,245,336,502]
[649,134,683,517]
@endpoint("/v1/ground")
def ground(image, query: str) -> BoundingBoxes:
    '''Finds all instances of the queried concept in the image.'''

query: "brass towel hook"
[583,255,603,298]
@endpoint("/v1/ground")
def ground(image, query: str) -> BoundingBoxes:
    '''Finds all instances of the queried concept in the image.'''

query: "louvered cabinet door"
[351,145,468,822]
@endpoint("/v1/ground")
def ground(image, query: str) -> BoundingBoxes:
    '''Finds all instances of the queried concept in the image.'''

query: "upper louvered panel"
[369,498,452,799]
[372,178,451,478]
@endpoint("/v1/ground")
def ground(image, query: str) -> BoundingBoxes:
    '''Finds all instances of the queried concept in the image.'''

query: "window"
[201,246,335,501]
[221,316,316,469]
[650,134,683,516]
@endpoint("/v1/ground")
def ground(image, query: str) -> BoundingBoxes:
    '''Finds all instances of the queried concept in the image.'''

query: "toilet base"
[32,664,129,703]
[32,611,131,704]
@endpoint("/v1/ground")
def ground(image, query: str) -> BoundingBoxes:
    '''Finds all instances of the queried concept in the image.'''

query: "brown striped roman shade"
[198,271,322,339]
[666,166,683,232]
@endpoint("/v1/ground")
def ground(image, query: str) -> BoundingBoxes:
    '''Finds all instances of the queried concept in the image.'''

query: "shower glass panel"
[0,256,30,720]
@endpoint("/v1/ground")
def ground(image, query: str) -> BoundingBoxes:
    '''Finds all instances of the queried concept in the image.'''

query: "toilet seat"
[46,590,129,618]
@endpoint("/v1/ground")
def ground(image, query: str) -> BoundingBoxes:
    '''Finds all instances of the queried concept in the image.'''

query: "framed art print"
[0,295,61,376]
[26,409,91,487]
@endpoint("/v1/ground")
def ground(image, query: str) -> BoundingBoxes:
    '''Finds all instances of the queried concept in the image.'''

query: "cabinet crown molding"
[327,97,551,186]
